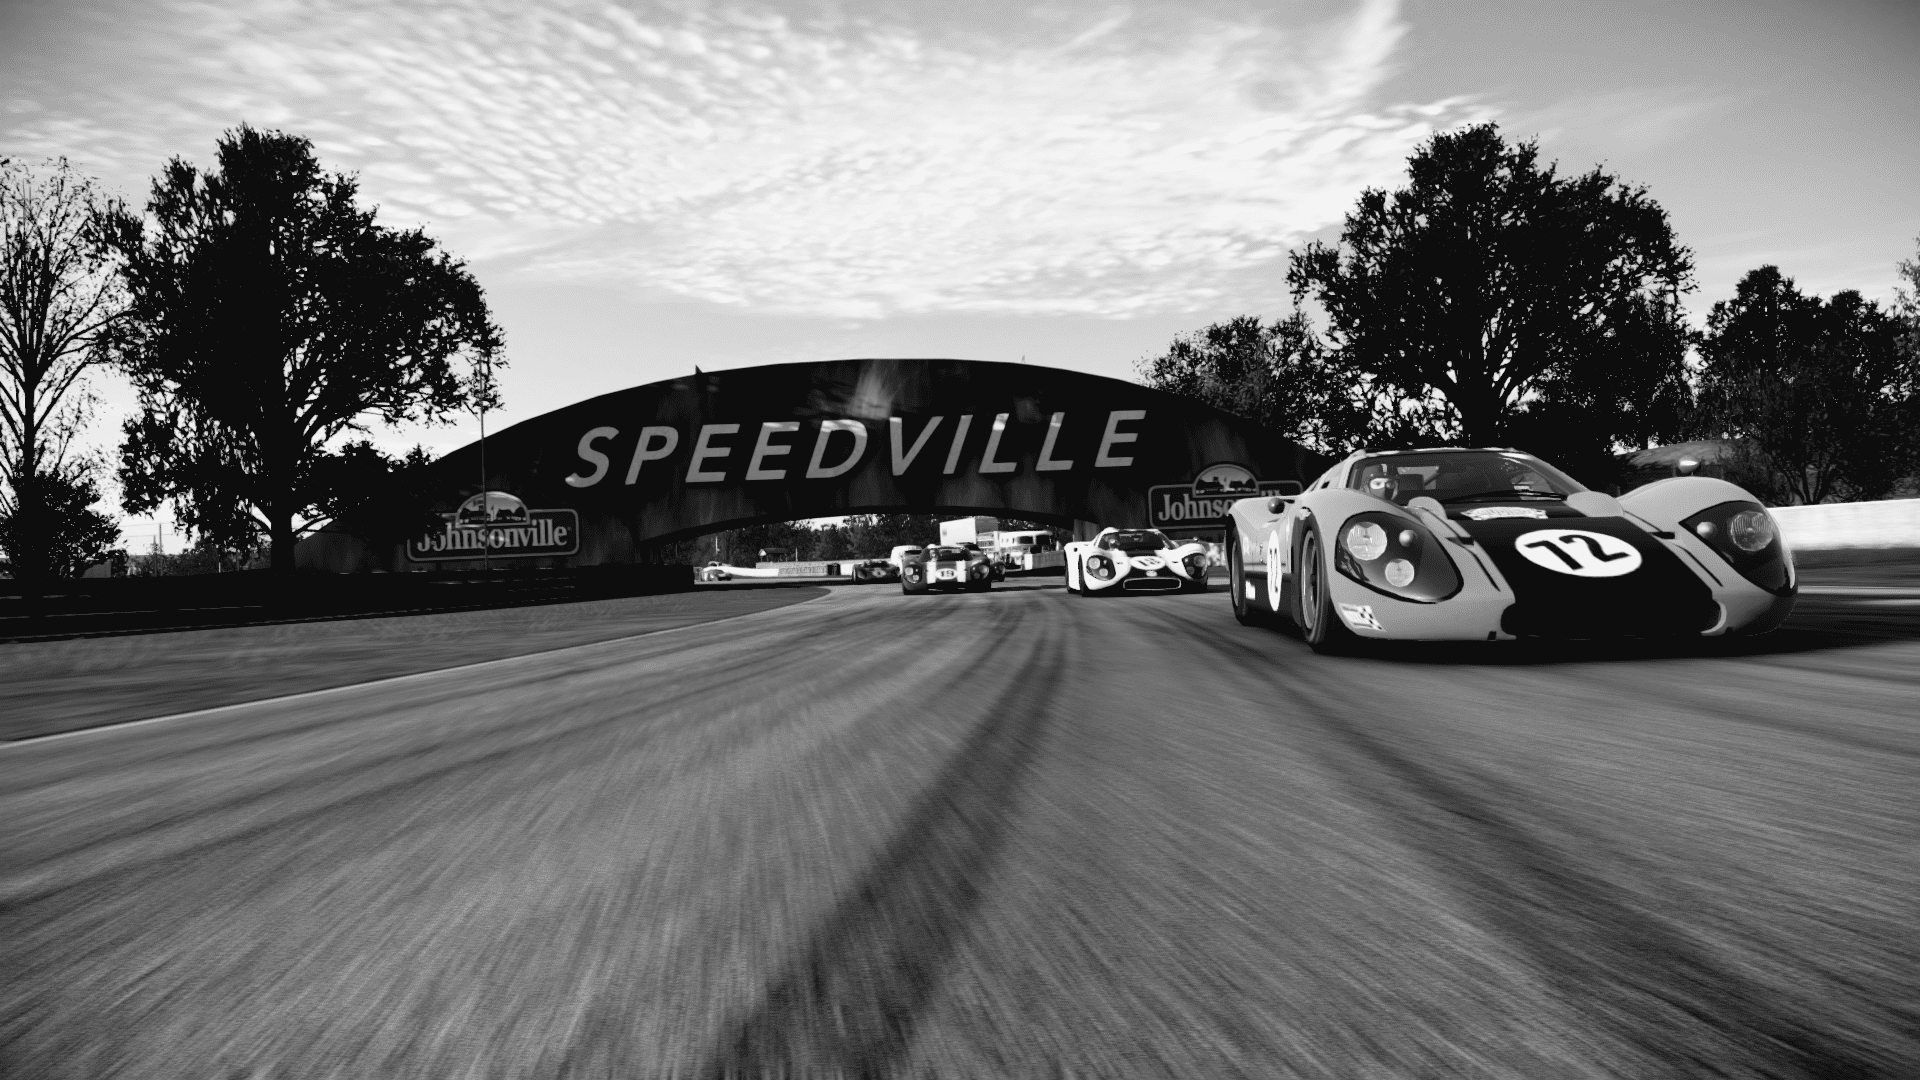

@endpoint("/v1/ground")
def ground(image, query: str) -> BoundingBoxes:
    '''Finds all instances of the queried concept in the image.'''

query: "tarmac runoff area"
[2,569,1917,1077]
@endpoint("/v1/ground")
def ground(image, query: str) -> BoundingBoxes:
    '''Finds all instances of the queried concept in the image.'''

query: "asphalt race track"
[4,577,1918,1077]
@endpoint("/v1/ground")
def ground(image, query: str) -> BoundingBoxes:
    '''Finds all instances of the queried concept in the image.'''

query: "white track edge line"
[3,589,835,750]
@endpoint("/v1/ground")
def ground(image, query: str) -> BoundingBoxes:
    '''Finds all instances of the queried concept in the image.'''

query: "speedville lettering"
[563,410,1147,488]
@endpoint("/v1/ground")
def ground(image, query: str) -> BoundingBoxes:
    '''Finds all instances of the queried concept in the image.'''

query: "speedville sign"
[404,359,1326,567]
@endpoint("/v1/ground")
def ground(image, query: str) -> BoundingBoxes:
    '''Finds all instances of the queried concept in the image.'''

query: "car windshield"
[1348,451,1584,505]
[1101,530,1169,549]
[929,546,969,559]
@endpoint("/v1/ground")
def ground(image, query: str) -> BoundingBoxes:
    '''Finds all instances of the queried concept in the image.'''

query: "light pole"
[473,351,495,583]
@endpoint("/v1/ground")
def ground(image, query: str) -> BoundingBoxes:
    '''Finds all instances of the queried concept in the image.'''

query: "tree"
[1693,266,1918,504]
[1138,314,1371,454]
[0,464,119,577]
[0,158,127,579]
[1287,123,1694,471]
[104,125,503,572]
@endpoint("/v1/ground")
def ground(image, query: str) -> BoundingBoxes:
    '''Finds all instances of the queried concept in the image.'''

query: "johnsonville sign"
[391,359,1327,568]
[1149,464,1303,530]
[408,492,579,562]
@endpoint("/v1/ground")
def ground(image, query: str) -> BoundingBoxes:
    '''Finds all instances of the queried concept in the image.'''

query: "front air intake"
[1122,578,1184,592]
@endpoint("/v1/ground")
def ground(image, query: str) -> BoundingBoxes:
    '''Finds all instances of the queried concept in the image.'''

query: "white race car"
[1225,446,1797,651]
[1064,528,1211,595]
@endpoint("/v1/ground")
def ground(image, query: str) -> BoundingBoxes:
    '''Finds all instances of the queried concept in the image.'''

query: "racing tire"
[1298,526,1363,654]
[1228,533,1272,627]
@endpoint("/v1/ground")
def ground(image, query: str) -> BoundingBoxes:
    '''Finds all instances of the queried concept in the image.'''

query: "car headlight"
[1182,553,1208,577]
[1682,501,1791,594]
[1727,509,1776,553]
[1344,522,1388,561]
[1332,512,1461,603]
[1087,555,1115,580]
[904,566,921,582]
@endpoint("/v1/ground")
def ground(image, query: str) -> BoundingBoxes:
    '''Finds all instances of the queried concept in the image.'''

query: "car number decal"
[1513,529,1643,577]
[1265,529,1284,613]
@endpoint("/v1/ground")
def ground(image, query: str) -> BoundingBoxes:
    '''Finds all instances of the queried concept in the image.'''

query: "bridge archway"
[372,358,1328,569]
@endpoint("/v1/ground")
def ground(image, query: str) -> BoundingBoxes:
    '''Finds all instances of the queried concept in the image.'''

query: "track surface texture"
[4,577,1917,1078]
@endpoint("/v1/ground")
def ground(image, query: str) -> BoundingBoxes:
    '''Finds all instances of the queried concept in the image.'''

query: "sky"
[3,0,1917,546]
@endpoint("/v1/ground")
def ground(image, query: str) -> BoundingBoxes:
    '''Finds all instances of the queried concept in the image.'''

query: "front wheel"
[1298,527,1362,654]
[1229,534,1269,626]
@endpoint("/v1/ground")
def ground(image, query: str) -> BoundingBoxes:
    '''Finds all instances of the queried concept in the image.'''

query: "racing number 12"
[1524,534,1631,571]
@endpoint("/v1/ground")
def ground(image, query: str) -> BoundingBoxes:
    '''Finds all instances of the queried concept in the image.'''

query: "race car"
[958,541,1007,581]
[901,544,995,593]
[696,561,733,582]
[850,559,899,584]
[1224,447,1797,652]
[1064,527,1211,595]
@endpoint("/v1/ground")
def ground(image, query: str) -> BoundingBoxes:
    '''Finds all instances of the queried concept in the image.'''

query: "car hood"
[1456,514,1718,635]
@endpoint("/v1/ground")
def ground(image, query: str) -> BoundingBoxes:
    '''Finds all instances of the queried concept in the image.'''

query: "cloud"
[3,0,1478,318]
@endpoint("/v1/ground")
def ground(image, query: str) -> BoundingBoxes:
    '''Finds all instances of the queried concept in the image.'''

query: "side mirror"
[1266,496,1291,514]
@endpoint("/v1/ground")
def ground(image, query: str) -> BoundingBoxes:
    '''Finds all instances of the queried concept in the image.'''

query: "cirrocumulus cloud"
[4,0,1480,318]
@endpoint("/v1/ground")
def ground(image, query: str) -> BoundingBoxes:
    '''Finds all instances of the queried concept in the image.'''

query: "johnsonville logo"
[408,491,580,562]
[1149,464,1300,527]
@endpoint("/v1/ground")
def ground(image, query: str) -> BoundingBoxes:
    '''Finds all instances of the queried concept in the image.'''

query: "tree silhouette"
[0,158,126,579]
[104,126,502,572]
[1287,123,1693,473]
[1693,266,1918,504]
[1138,313,1370,454]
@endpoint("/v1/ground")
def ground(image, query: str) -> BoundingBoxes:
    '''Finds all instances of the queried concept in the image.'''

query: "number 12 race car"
[1226,447,1796,651]
[1065,528,1212,595]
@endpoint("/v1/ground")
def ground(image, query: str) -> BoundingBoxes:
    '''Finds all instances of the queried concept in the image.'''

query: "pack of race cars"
[699,445,1796,650]
[880,445,1801,651]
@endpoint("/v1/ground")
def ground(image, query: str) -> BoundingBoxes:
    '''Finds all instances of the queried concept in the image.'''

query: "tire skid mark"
[1154,604,1906,1077]
[2,590,1032,1077]
[694,605,1067,1079]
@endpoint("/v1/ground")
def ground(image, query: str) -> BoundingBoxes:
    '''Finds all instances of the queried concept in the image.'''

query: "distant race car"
[901,544,995,593]
[1064,528,1211,595]
[696,561,733,582]
[1224,447,1797,652]
[958,541,1007,581]
[851,559,899,584]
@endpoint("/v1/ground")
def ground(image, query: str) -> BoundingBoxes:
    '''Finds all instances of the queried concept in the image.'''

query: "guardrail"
[1772,497,1920,550]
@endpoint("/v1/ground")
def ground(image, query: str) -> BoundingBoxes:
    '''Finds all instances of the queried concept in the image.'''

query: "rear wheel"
[1299,527,1361,654]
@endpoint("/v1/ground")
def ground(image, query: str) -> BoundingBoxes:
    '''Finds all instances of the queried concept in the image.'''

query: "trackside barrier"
[0,565,695,641]
[1771,498,1920,550]
[752,562,853,577]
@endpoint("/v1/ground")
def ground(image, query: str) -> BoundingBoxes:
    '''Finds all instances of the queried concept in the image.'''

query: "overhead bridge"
[304,358,1327,571]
